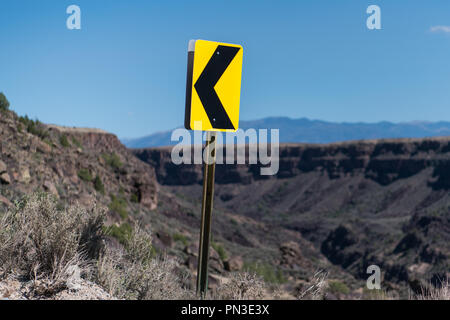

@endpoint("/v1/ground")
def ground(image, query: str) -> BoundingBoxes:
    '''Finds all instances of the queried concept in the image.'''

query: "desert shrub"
[214,272,266,300]
[412,279,449,300]
[43,138,52,147]
[0,193,191,300]
[59,134,70,148]
[130,193,139,203]
[211,242,228,261]
[328,280,350,295]
[0,92,9,111]
[18,115,49,140]
[105,223,133,245]
[0,193,105,293]
[297,269,328,300]
[109,194,128,219]
[173,233,189,246]
[71,136,82,149]
[94,175,105,194]
[78,169,93,182]
[103,153,123,170]
[18,115,27,125]
[27,119,47,138]
[96,224,188,300]
[243,261,286,284]
[18,115,28,126]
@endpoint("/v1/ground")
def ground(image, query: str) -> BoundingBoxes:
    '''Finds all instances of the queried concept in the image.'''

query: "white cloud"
[430,25,450,33]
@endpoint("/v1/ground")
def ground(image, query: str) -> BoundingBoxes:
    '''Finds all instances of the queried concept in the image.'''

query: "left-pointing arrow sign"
[194,45,241,130]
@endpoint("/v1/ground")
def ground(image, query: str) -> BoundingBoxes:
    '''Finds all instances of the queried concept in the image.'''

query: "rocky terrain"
[0,107,259,297]
[133,139,450,297]
[0,272,114,300]
[1,105,449,299]
[0,110,158,217]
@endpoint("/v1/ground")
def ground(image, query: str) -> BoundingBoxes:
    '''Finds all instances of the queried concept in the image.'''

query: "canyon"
[1,107,448,298]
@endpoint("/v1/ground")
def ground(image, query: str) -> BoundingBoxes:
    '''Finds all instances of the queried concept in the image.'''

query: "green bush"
[18,115,49,140]
[104,223,132,246]
[18,115,28,125]
[328,280,350,295]
[71,136,82,149]
[103,153,123,170]
[109,194,128,220]
[173,233,189,246]
[59,134,70,148]
[78,169,93,182]
[130,193,139,203]
[211,242,228,261]
[243,261,286,284]
[94,175,105,194]
[43,138,52,147]
[0,92,10,111]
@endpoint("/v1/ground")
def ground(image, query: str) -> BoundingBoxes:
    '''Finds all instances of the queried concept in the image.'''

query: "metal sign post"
[184,39,243,299]
[196,131,217,299]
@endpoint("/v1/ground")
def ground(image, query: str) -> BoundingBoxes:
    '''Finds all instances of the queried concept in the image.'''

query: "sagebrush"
[97,223,190,300]
[0,193,188,299]
[0,193,104,293]
[214,272,266,300]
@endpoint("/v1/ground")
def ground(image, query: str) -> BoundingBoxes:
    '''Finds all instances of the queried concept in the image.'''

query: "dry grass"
[0,192,105,295]
[96,223,191,300]
[0,193,280,300]
[214,272,266,300]
[412,280,449,300]
[0,192,189,300]
[297,270,328,300]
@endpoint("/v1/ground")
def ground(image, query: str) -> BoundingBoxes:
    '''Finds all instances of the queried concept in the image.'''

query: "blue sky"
[1,0,450,138]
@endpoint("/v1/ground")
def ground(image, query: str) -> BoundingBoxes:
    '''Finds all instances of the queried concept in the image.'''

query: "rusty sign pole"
[196,131,217,299]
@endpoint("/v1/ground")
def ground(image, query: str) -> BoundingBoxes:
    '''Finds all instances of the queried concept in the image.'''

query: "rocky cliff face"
[0,110,158,215]
[133,138,450,295]
[133,138,450,189]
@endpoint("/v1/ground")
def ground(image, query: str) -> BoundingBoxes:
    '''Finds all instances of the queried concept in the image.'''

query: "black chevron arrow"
[194,45,240,130]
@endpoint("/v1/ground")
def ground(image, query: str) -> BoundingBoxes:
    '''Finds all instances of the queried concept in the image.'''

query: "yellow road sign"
[185,39,243,132]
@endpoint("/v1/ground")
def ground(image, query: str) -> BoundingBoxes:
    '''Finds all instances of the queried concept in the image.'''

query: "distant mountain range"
[121,117,450,148]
